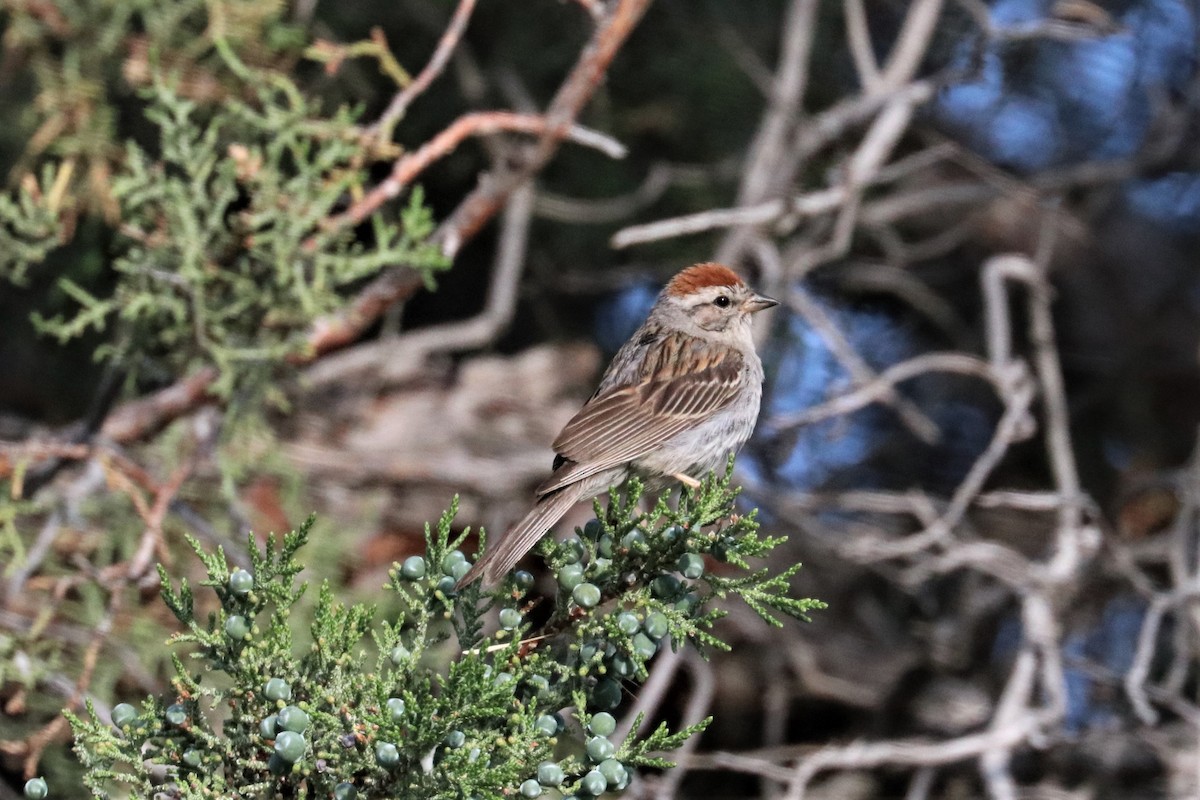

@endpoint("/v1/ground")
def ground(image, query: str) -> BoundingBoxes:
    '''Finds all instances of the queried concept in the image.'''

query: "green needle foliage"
[33,77,448,402]
[5,0,449,410]
[0,164,65,286]
[68,463,822,799]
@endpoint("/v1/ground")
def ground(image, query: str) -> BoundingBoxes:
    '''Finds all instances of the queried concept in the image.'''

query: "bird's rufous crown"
[664,262,746,298]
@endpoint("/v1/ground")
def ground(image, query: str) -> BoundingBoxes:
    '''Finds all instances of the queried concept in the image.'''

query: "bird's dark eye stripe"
[713,295,731,307]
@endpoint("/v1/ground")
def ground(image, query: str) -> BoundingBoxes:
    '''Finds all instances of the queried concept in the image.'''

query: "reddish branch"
[304,269,428,357]
[99,366,218,443]
[324,111,615,233]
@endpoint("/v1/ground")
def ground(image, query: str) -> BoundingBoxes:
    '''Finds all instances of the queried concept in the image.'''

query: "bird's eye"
[713,295,731,308]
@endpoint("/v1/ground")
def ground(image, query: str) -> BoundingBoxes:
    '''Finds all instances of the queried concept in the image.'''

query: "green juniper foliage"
[0,0,315,282]
[32,77,448,401]
[0,164,65,286]
[5,0,448,406]
[68,464,822,799]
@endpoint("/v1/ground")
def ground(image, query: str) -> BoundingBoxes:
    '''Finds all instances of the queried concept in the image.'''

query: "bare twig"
[125,460,192,583]
[785,284,942,443]
[98,367,219,444]
[651,650,716,800]
[613,187,844,249]
[14,565,125,778]
[843,0,882,92]
[842,374,1035,567]
[3,510,62,604]
[369,0,479,136]
[791,79,935,168]
[323,112,625,234]
[536,160,737,225]
[0,441,89,485]
[876,0,944,92]
[711,15,775,96]
[1123,588,1181,725]
[715,0,819,265]
[780,708,1048,800]
[764,352,999,431]
[975,643,1040,800]
[307,180,536,386]
[788,89,927,275]
[773,0,942,267]
[612,138,952,249]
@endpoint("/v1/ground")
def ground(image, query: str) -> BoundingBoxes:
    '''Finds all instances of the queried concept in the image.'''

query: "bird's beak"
[743,293,779,313]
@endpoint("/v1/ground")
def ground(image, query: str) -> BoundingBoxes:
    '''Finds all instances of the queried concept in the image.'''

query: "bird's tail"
[457,483,586,589]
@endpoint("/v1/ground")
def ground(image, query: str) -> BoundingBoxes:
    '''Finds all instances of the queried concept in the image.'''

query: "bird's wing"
[536,334,744,495]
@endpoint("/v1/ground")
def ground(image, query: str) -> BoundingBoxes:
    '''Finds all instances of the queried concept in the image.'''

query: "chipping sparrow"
[459,263,777,587]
